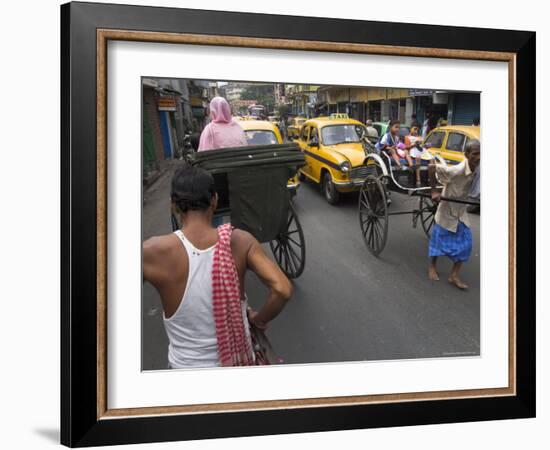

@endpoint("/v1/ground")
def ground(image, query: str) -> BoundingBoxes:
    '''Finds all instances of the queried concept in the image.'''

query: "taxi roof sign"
[329,113,349,119]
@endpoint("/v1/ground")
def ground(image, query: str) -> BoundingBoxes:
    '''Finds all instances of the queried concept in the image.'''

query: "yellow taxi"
[294,114,371,204]
[237,119,300,193]
[424,125,480,164]
[286,116,307,140]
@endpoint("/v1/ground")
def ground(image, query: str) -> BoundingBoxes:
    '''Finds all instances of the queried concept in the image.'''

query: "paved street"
[142,165,480,370]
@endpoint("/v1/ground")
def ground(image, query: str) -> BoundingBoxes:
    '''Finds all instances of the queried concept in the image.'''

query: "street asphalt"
[142,164,480,370]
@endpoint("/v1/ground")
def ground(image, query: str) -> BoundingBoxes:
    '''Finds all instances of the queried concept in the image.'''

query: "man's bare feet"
[448,275,468,290]
[428,266,440,281]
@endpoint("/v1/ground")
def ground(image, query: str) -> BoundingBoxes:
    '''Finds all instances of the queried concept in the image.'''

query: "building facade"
[141,78,212,183]
[142,78,165,179]
[222,83,246,104]
[285,85,319,117]
[316,86,479,126]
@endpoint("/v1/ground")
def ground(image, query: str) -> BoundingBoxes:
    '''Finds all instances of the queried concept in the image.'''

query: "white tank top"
[163,230,220,368]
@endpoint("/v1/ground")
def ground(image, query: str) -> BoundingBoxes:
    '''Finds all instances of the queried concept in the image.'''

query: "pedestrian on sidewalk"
[198,96,248,151]
[427,139,480,289]
[143,165,293,368]
[365,119,379,139]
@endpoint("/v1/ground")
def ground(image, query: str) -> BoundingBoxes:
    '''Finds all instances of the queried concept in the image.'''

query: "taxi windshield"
[244,130,279,145]
[321,124,365,145]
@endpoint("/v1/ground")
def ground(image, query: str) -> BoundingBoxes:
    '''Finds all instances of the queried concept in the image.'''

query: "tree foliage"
[240,84,276,112]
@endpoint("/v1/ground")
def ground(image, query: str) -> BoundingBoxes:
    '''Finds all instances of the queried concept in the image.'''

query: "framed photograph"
[61,1,535,447]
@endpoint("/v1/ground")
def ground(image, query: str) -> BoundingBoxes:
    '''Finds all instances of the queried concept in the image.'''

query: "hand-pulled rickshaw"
[171,143,307,279]
[358,142,480,256]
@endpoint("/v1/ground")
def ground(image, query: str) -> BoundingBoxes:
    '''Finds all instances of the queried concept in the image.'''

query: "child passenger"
[377,120,413,169]
[405,122,424,186]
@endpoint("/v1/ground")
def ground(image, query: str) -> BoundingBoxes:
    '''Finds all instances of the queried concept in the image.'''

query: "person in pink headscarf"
[198,97,248,151]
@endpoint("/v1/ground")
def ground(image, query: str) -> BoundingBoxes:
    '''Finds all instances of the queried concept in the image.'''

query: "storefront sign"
[158,96,177,111]
[408,89,434,96]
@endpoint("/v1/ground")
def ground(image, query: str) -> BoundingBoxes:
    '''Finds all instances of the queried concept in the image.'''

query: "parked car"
[237,119,300,193]
[295,114,372,204]
[424,125,480,164]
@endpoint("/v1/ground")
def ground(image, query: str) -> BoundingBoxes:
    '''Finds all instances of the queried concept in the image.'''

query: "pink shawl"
[198,97,248,151]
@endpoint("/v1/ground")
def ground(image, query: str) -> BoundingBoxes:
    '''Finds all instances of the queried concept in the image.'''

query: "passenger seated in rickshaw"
[376,120,414,170]
[404,122,426,186]
[198,96,248,151]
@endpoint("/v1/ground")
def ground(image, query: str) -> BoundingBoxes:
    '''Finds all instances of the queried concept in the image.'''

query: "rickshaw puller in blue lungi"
[427,139,481,289]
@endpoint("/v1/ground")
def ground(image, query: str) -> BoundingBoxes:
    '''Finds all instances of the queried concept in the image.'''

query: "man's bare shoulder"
[143,233,179,259]
[231,228,257,251]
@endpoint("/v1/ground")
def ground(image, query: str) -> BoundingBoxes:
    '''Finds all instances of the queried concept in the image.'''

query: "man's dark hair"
[411,121,421,129]
[171,165,216,213]
[389,119,400,127]
[465,139,480,155]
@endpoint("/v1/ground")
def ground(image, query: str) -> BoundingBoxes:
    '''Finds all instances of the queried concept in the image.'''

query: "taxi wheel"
[322,172,340,205]
[298,170,306,182]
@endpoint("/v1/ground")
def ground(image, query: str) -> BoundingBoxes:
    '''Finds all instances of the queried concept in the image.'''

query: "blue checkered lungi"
[429,221,472,262]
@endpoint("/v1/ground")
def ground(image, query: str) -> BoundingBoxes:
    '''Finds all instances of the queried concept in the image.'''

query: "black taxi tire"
[322,171,340,205]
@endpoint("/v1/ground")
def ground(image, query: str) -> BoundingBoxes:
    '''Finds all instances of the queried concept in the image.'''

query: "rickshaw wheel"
[419,195,437,238]
[269,202,306,279]
[358,175,388,256]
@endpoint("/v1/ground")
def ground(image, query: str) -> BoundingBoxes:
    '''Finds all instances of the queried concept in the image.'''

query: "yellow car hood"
[325,143,366,167]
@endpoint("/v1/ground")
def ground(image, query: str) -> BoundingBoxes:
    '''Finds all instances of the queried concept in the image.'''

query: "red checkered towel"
[212,223,255,366]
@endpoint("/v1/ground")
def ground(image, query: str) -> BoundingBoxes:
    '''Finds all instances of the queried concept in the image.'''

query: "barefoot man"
[143,165,293,368]
[427,139,480,289]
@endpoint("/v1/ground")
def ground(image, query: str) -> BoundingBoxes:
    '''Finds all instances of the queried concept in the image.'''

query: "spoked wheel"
[366,158,392,205]
[269,202,306,279]
[419,195,437,238]
[358,175,388,256]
